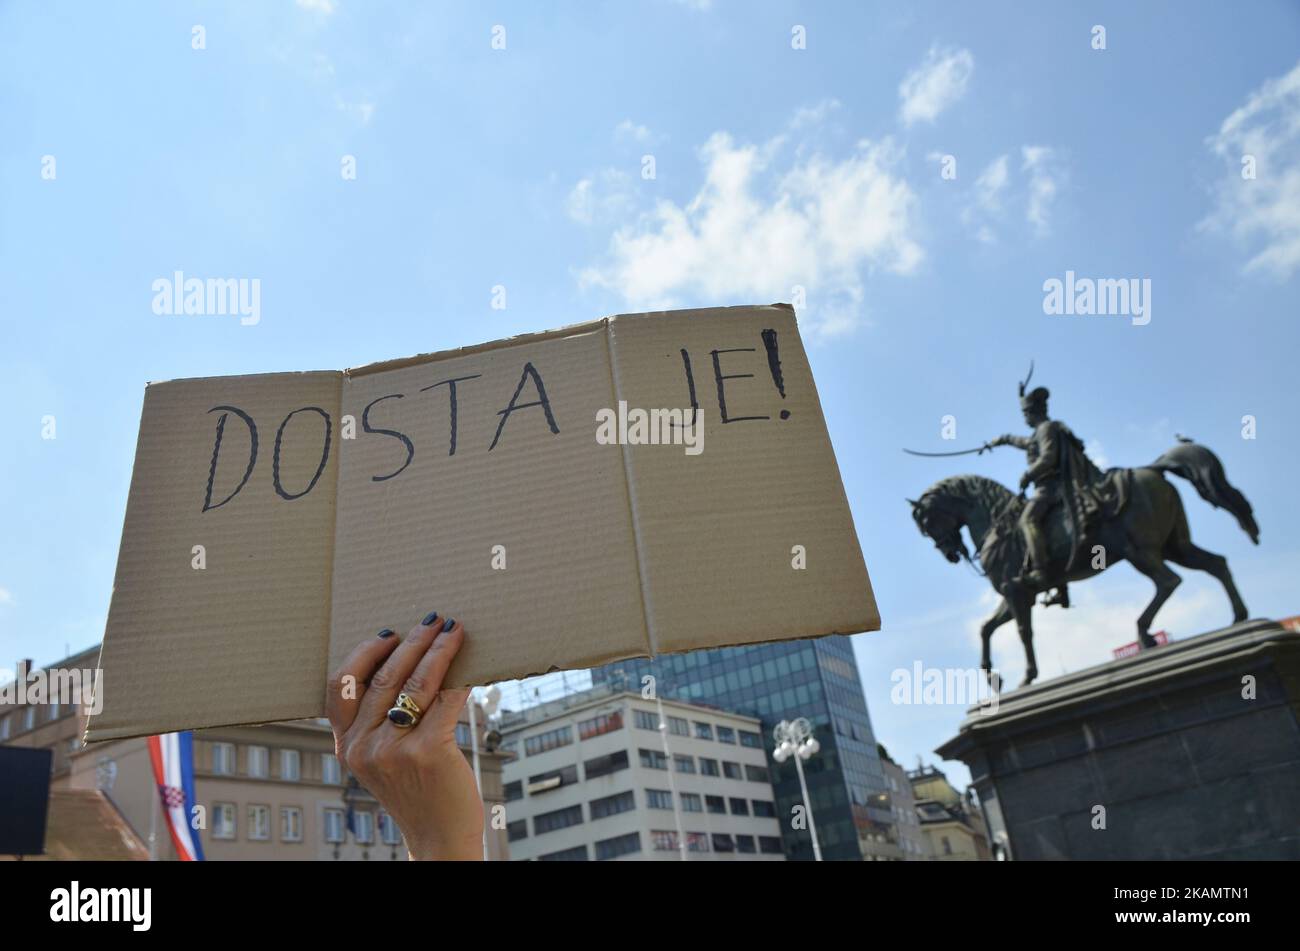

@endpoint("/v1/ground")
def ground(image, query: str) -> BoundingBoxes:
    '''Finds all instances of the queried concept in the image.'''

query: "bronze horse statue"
[909,440,1257,687]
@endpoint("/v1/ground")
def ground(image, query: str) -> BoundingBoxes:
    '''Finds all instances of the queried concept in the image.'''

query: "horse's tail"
[1149,440,1259,544]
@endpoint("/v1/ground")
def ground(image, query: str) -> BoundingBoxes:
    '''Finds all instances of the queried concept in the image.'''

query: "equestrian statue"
[907,366,1258,688]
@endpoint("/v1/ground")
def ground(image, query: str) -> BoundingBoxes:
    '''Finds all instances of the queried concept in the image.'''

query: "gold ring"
[387,692,422,728]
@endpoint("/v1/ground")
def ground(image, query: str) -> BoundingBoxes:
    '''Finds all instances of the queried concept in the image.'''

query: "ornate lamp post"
[467,684,502,860]
[773,717,823,861]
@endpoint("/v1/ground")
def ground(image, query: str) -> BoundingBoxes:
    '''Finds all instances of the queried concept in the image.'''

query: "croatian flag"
[147,732,206,861]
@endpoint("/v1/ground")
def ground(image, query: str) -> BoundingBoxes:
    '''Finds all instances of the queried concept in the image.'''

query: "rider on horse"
[989,384,1103,607]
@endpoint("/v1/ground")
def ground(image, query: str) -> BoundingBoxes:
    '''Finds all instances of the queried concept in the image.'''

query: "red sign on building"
[1113,630,1170,659]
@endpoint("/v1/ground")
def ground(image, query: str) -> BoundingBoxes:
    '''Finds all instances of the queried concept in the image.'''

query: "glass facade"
[593,635,893,861]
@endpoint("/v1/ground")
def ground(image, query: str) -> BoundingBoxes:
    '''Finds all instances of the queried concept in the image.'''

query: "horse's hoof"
[1019,673,1036,688]
[1138,635,1157,649]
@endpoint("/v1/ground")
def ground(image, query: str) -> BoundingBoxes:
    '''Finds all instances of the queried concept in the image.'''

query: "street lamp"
[467,684,502,860]
[773,717,823,861]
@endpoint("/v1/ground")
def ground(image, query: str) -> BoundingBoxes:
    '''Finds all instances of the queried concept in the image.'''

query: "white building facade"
[501,687,786,861]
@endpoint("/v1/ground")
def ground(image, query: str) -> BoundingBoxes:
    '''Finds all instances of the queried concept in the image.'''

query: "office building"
[500,684,785,861]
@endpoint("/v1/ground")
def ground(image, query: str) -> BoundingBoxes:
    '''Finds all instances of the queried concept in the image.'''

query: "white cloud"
[899,46,974,126]
[982,584,1226,684]
[296,0,337,14]
[336,97,375,125]
[566,169,635,225]
[576,122,923,338]
[790,98,842,130]
[962,154,1009,243]
[1084,438,1109,470]
[614,120,652,144]
[1200,60,1300,279]
[0,587,13,606]
[1021,145,1065,235]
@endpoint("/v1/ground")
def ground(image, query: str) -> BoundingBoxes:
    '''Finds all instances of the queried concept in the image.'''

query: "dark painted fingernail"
[442,617,456,632]
[377,628,396,638]
[421,611,439,627]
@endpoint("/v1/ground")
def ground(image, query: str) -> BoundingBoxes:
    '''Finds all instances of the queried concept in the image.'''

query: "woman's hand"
[325,613,484,860]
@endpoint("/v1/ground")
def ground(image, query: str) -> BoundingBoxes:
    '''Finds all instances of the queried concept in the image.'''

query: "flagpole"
[148,770,158,861]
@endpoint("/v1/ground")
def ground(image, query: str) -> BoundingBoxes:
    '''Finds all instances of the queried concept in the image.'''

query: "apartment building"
[500,685,785,861]
[595,636,896,860]
[2,646,511,860]
[909,764,991,861]
[879,747,928,860]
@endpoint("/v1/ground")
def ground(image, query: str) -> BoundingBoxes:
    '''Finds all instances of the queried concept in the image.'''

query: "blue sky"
[2,1,1298,784]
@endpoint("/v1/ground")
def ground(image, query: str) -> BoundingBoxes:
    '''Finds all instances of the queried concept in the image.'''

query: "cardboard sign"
[86,304,879,742]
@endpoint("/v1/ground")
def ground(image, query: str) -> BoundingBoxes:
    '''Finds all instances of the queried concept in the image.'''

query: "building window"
[633,709,659,731]
[455,722,472,747]
[379,812,402,845]
[716,726,736,744]
[0,715,9,740]
[638,748,668,770]
[533,804,584,836]
[759,836,784,854]
[526,765,578,795]
[280,749,300,782]
[281,807,303,843]
[705,795,726,815]
[212,803,236,840]
[48,702,60,721]
[942,836,953,855]
[685,832,710,853]
[699,757,720,777]
[667,716,689,737]
[538,845,588,861]
[651,830,679,852]
[249,805,271,841]
[324,809,345,844]
[22,707,35,731]
[578,710,623,740]
[504,780,523,802]
[589,790,636,820]
[321,753,341,785]
[247,746,269,779]
[595,832,641,860]
[673,754,695,774]
[722,761,742,780]
[646,788,674,810]
[752,800,776,817]
[583,749,629,780]
[211,743,235,776]
[680,793,703,813]
[729,797,750,816]
[524,725,573,757]
[353,811,374,844]
[693,721,714,740]
[736,834,757,854]
[739,730,763,749]
[507,819,529,842]
[712,833,736,853]
[745,764,770,783]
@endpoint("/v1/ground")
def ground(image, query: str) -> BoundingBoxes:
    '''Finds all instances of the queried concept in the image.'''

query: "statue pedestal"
[937,619,1300,860]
